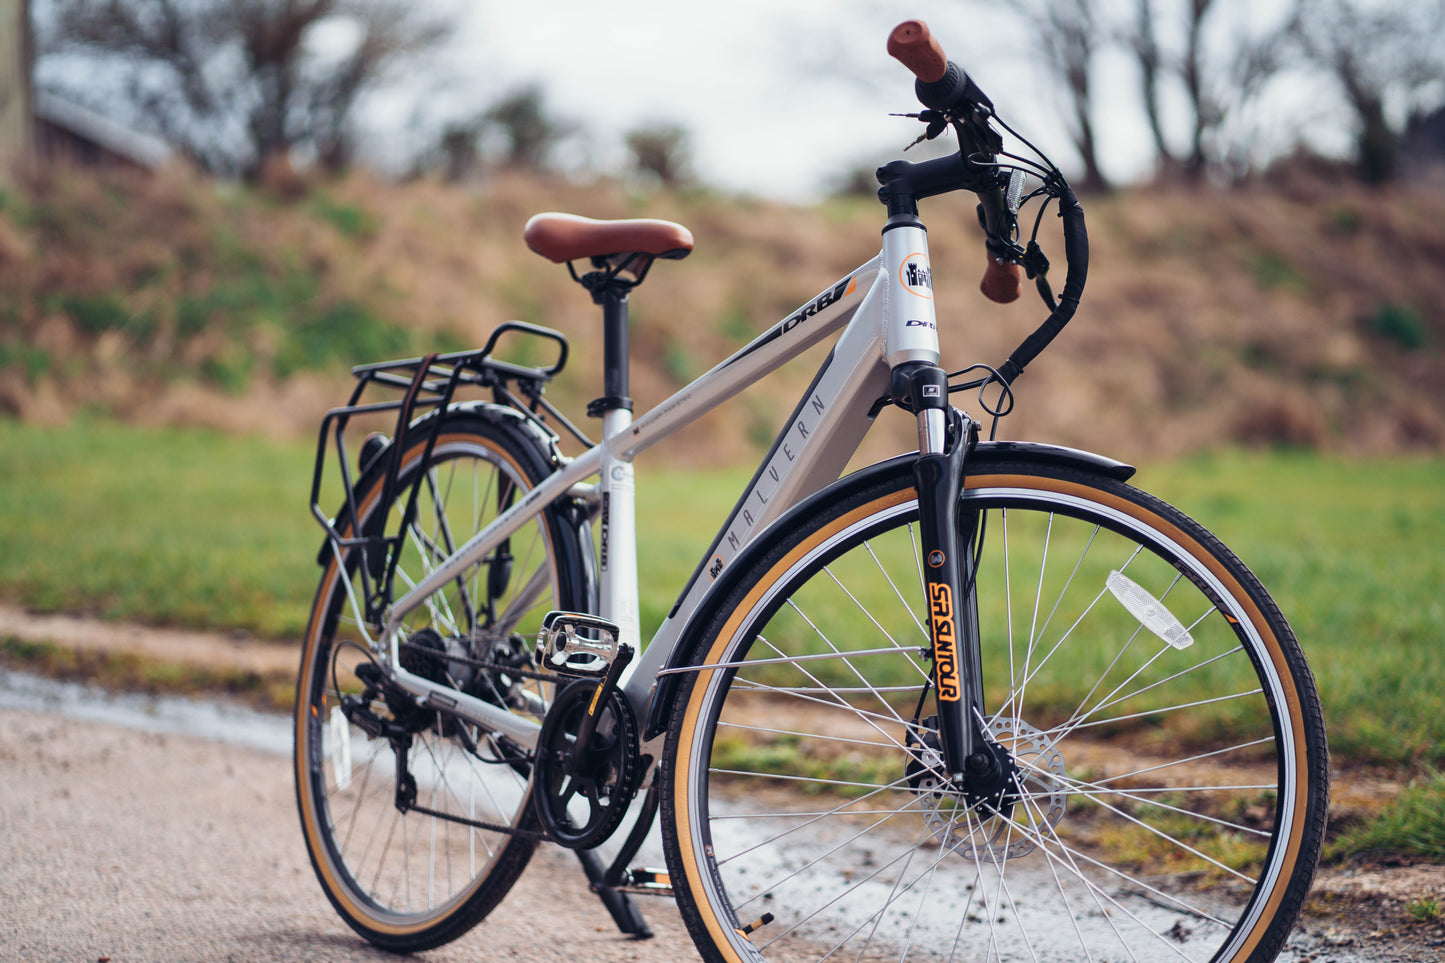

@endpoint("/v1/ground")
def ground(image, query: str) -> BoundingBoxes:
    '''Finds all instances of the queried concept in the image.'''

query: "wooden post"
[0,0,34,180]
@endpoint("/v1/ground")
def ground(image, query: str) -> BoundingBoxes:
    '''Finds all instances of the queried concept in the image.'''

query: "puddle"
[0,668,292,756]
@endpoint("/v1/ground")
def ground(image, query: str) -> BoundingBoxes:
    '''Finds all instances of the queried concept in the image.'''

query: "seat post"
[585,276,634,419]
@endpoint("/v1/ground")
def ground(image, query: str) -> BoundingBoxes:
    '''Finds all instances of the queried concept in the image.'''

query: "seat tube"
[593,285,642,653]
[599,409,642,654]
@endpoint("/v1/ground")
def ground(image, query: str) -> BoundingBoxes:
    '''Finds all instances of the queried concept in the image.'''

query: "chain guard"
[532,678,639,850]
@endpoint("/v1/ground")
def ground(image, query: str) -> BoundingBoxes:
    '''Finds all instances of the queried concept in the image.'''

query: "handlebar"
[886,20,948,84]
[886,19,1088,384]
[888,20,1019,305]
[980,256,1022,304]
[887,21,996,122]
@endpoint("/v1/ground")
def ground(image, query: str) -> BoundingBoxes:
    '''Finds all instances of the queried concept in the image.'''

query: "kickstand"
[575,848,653,939]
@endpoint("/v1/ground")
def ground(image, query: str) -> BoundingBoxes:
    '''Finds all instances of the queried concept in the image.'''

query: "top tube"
[616,258,880,462]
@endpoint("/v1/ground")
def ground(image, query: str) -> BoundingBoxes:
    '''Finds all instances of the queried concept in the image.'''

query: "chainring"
[531,678,639,849]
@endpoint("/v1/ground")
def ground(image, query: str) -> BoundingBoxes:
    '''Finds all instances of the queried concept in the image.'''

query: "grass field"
[3,418,1442,763]
[3,417,1443,856]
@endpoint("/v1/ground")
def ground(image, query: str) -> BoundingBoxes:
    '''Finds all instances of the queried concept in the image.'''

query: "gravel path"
[0,706,695,963]
[3,597,1441,962]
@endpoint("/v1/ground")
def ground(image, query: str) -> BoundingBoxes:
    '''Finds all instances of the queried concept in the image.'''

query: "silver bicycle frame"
[383,221,943,749]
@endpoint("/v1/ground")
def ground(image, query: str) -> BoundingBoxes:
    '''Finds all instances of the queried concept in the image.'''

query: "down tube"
[623,274,895,712]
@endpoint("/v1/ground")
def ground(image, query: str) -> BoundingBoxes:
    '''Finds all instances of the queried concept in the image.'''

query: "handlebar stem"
[876,152,1000,216]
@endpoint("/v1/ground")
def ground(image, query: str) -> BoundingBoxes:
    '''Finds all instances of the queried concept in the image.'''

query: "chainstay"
[392,637,578,844]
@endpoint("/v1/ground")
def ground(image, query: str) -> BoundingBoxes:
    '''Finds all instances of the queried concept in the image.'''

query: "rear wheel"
[663,455,1328,963]
[294,410,591,952]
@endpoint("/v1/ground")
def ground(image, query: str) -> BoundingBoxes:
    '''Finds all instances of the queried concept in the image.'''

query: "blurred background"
[1,0,1442,456]
[0,0,1443,884]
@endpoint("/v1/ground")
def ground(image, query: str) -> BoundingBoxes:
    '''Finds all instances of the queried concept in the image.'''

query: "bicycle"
[292,20,1328,963]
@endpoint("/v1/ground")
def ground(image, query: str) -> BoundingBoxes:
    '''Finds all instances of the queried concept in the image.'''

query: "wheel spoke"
[717,719,903,752]
[677,468,1324,963]
[297,425,578,945]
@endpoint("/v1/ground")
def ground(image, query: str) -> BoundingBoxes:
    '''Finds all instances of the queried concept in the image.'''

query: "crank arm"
[564,641,635,777]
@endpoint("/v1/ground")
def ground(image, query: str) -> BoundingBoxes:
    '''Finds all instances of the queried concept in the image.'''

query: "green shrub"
[177,269,318,340]
[1251,252,1310,293]
[201,345,255,394]
[663,340,696,384]
[311,193,378,240]
[61,294,131,335]
[1366,303,1426,351]
[273,301,411,376]
[1329,769,1445,861]
[0,343,52,382]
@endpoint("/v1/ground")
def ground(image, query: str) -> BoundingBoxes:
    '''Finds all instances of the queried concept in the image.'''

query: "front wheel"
[662,453,1327,963]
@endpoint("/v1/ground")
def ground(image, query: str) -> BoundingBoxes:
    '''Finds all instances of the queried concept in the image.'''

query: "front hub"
[962,738,1023,815]
[905,716,1068,861]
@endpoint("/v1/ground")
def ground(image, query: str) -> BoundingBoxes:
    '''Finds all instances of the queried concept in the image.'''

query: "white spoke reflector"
[1107,570,1194,650]
[329,705,353,791]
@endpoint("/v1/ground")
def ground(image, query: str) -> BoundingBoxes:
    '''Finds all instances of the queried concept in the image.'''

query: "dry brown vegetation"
[1,161,1441,463]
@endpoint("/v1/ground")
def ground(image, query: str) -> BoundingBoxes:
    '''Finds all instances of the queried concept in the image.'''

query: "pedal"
[611,867,674,898]
[536,611,622,678]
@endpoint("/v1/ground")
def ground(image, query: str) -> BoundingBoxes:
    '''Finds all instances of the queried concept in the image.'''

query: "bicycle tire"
[294,407,592,952]
[662,450,1328,963]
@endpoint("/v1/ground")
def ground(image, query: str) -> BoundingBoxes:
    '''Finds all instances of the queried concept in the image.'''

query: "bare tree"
[1178,0,1217,176]
[624,122,693,187]
[416,84,579,180]
[1024,0,1111,192]
[38,0,448,178]
[1289,0,1444,184]
[1119,0,1285,181]
[480,84,566,170]
[0,0,34,173]
[1129,0,1176,171]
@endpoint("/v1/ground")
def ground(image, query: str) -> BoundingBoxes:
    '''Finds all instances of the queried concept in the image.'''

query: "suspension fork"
[894,363,985,778]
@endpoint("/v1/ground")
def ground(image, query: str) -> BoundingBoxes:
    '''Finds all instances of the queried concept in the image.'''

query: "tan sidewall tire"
[664,463,1326,963]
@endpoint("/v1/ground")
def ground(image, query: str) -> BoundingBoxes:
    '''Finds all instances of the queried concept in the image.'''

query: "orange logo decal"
[929,582,961,701]
[899,253,934,299]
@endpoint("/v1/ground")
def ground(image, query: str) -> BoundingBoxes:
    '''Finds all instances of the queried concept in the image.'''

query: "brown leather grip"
[887,20,948,84]
[981,256,1021,304]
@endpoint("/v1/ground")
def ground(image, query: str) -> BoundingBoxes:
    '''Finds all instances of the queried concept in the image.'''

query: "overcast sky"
[387,0,1328,200]
[453,0,953,197]
[33,0,1383,199]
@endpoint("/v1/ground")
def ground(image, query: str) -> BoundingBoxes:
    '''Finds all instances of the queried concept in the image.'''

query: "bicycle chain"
[394,636,568,844]
[403,801,552,841]
[398,636,558,684]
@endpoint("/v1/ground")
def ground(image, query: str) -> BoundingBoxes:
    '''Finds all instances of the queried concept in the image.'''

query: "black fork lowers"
[892,363,987,780]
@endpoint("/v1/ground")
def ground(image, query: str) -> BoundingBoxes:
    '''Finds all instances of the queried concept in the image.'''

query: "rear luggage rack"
[309,322,591,629]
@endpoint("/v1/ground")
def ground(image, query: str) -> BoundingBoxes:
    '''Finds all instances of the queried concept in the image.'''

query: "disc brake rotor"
[912,716,1067,861]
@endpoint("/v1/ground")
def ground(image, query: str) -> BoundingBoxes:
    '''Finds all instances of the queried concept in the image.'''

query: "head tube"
[881,214,941,369]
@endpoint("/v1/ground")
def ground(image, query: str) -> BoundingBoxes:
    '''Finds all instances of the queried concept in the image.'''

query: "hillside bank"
[0,163,1441,462]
